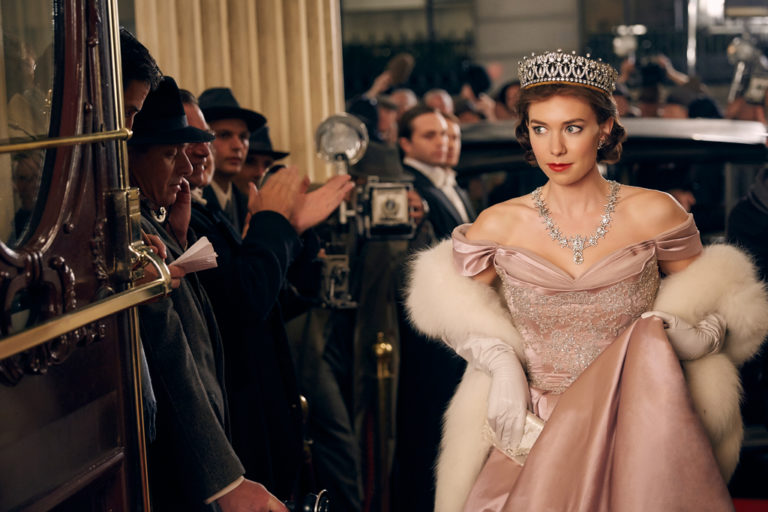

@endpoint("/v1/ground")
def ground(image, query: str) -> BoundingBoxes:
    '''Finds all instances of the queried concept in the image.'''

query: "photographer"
[287,129,425,511]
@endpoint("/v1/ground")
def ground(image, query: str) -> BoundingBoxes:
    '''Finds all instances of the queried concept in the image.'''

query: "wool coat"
[191,198,317,500]
[138,209,244,511]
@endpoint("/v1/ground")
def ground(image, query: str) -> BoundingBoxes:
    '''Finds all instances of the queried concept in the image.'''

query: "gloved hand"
[641,311,726,360]
[444,334,531,449]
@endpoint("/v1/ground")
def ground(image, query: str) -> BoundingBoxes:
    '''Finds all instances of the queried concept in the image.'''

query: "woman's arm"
[464,201,525,285]
[626,188,697,275]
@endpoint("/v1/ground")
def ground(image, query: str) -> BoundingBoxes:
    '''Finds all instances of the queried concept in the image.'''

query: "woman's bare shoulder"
[466,195,534,243]
[619,185,690,237]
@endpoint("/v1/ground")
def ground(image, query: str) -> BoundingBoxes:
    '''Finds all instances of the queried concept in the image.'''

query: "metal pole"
[687,0,698,75]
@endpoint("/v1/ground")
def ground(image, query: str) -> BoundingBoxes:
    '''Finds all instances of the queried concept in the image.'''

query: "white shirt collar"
[190,187,207,205]
[403,157,456,188]
[209,179,232,209]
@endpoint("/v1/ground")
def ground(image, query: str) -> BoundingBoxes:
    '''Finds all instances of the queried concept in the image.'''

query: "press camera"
[284,490,330,512]
[314,114,416,309]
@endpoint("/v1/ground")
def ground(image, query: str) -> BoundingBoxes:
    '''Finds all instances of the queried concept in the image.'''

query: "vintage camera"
[742,74,768,105]
[357,176,415,240]
[319,249,356,309]
[284,490,330,512]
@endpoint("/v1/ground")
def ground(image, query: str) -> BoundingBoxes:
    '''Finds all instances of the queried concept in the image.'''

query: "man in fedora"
[179,90,353,501]
[232,125,289,195]
[197,87,265,234]
[130,76,288,512]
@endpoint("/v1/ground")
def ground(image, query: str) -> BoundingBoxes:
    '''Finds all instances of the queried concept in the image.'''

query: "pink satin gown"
[451,215,734,512]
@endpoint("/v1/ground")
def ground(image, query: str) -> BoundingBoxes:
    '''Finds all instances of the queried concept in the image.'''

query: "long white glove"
[444,334,531,449]
[641,311,726,360]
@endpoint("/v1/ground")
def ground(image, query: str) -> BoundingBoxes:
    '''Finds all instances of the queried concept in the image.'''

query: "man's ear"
[398,137,411,156]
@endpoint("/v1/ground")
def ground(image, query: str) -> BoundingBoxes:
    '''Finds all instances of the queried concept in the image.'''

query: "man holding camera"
[393,105,476,512]
[179,87,352,503]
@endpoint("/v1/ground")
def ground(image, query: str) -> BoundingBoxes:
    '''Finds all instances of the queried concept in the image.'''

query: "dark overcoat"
[138,208,244,511]
[190,196,313,500]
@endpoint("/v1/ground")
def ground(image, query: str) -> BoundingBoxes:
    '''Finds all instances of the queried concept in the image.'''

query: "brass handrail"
[0,245,171,361]
[0,128,132,155]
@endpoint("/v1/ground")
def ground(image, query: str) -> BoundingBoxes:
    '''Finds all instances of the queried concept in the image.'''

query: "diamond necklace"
[531,180,620,265]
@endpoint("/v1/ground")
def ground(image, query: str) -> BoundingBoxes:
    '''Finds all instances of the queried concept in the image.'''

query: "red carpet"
[734,499,768,512]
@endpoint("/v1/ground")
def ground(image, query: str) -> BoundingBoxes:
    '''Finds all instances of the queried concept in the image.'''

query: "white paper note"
[172,236,218,273]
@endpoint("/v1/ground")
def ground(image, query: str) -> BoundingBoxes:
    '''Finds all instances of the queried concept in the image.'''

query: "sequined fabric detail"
[499,259,660,393]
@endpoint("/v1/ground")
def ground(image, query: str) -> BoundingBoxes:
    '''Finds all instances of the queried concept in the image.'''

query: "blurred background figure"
[493,80,521,120]
[389,88,418,121]
[612,82,639,118]
[423,88,454,116]
[458,61,496,121]
[233,125,289,194]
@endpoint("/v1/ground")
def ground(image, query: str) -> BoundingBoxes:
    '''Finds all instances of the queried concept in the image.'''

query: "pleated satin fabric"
[463,319,733,512]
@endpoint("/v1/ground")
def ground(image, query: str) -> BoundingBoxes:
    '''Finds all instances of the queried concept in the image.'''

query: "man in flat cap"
[129,77,287,512]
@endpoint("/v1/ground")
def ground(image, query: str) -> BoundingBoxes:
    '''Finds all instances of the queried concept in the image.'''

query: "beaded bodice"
[499,257,659,393]
[451,215,702,396]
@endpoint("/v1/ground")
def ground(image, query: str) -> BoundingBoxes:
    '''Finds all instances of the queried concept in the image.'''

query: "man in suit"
[232,125,289,195]
[398,105,475,241]
[179,89,352,501]
[393,105,475,511]
[197,87,264,233]
[129,76,287,512]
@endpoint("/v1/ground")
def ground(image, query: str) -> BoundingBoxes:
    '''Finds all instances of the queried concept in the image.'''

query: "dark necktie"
[224,198,240,233]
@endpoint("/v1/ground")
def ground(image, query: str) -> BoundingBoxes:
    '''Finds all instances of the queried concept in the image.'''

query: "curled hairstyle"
[514,84,627,166]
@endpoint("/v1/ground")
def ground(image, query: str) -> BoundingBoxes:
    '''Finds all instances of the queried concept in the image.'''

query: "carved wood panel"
[0,0,145,509]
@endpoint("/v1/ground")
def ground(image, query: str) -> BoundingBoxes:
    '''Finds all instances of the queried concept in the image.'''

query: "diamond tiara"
[518,50,618,94]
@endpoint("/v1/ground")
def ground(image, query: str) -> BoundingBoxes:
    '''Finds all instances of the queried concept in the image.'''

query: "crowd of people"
[5,21,768,512]
[118,31,768,512]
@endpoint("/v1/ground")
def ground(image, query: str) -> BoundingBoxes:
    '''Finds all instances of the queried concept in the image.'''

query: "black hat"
[248,125,289,160]
[198,87,266,132]
[129,76,215,146]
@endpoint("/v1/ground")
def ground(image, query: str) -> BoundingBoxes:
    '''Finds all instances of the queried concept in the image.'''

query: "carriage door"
[0,0,169,510]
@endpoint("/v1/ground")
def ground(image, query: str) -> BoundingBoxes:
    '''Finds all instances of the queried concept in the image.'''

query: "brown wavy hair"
[514,84,627,166]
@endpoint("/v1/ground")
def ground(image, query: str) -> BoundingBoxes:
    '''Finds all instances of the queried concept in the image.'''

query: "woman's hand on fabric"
[446,334,531,449]
[641,310,726,360]
[485,345,530,449]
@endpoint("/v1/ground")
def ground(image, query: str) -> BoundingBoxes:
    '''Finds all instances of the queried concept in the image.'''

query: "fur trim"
[407,241,768,510]
[653,244,768,480]
[406,239,525,359]
[653,244,768,365]
[434,370,492,512]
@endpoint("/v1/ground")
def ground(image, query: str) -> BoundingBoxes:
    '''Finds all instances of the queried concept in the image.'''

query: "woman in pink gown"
[406,51,768,512]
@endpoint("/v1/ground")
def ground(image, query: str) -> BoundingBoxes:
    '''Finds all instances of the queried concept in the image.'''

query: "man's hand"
[135,260,186,302]
[168,178,191,248]
[247,166,303,219]
[364,70,392,98]
[407,189,426,225]
[217,480,288,512]
[475,92,497,121]
[290,174,354,234]
[142,231,167,260]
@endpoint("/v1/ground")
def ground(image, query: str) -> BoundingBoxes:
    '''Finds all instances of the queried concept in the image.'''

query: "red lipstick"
[547,163,572,172]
